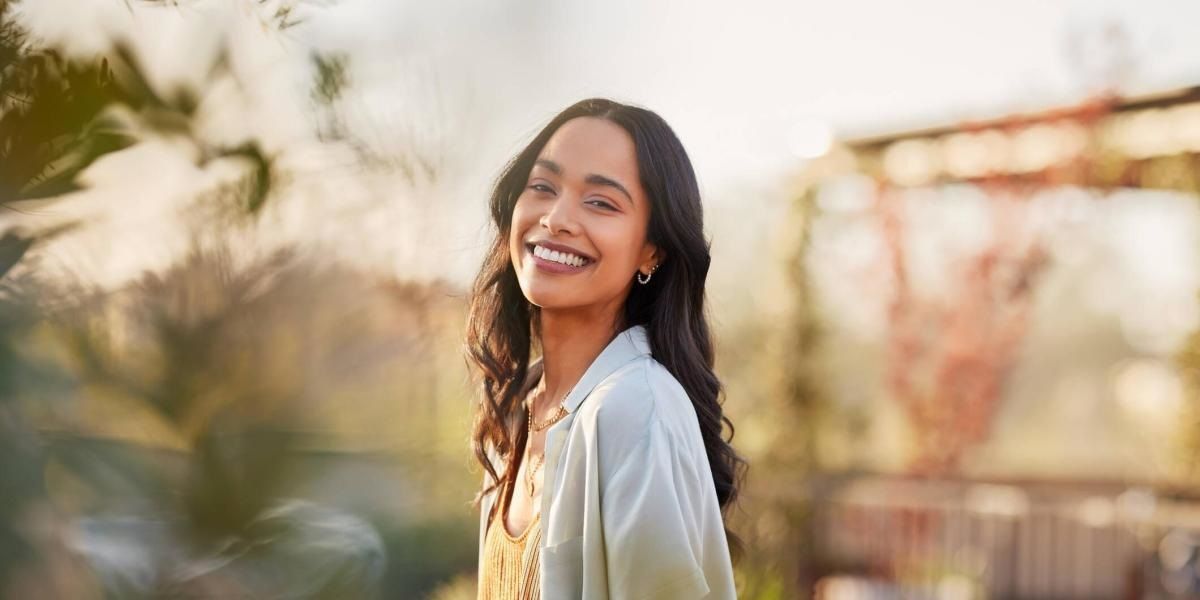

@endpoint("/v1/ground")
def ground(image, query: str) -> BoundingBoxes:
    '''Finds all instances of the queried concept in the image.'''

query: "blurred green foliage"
[377,517,477,597]
[0,0,279,262]
[0,0,486,596]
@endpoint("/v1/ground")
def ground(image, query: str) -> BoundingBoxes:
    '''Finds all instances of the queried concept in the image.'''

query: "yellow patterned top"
[478,479,542,600]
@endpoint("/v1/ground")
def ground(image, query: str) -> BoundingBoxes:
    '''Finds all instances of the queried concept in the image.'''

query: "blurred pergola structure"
[799,86,1200,476]
[850,85,1200,193]
[776,87,1200,598]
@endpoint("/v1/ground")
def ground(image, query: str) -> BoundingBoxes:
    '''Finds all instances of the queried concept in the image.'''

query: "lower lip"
[529,248,592,274]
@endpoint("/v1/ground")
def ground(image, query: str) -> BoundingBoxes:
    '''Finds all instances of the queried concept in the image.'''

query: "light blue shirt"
[477,324,738,599]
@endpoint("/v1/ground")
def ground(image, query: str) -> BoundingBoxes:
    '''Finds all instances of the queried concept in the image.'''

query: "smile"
[526,243,594,273]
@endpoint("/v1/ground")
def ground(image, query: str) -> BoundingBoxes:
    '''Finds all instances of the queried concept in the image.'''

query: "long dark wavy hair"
[464,97,747,560]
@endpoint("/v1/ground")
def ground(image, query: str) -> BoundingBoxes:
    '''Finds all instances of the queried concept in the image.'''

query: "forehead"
[536,117,640,184]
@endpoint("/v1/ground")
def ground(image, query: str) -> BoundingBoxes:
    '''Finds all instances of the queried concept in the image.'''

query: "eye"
[528,183,554,194]
[587,199,617,211]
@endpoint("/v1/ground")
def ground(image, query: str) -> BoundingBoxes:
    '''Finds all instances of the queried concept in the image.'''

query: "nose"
[539,192,580,236]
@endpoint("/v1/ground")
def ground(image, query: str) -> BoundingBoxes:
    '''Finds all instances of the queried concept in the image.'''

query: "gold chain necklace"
[528,399,568,433]
[523,387,569,497]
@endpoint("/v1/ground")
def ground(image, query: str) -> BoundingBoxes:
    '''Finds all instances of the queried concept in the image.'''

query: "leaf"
[0,230,32,279]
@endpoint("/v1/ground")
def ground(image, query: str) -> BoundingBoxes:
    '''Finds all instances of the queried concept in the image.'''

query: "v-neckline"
[498,475,539,541]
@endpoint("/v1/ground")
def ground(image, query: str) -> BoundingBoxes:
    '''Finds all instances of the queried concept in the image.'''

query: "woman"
[465,98,745,599]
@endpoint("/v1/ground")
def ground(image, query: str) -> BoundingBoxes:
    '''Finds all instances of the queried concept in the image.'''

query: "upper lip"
[527,240,595,262]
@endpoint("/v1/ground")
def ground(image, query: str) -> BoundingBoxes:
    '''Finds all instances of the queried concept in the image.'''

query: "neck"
[534,307,623,413]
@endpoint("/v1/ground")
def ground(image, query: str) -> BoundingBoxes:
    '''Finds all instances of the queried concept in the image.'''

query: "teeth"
[534,244,587,267]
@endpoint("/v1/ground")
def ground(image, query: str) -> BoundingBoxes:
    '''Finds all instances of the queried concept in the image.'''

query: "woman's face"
[509,117,660,318]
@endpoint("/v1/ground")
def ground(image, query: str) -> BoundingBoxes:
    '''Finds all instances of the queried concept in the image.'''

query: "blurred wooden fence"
[807,475,1200,599]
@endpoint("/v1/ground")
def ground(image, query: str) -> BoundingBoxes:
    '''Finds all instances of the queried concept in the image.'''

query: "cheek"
[508,203,533,249]
[589,224,641,271]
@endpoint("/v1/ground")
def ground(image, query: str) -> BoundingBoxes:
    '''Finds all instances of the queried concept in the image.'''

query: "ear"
[639,243,665,273]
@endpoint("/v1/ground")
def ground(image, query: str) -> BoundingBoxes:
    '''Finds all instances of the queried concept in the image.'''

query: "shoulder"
[581,356,696,433]
[574,356,700,471]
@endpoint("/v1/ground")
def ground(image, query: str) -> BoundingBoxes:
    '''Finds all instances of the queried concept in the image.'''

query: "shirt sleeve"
[600,418,712,600]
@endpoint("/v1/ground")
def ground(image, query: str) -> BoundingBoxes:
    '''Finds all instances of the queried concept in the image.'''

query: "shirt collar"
[531,324,651,415]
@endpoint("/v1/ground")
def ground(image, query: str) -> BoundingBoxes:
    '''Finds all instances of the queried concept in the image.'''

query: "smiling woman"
[465,98,744,599]
[510,116,659,311]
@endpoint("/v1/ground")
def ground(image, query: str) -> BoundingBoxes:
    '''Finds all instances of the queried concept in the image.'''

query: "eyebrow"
[533,158,635,206]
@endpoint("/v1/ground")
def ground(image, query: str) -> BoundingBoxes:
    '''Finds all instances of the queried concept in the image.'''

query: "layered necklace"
[523,385,569,497]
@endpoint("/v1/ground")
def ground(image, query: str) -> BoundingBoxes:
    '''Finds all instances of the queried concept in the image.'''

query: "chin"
[525,282,595,309]
[525,290,572,310]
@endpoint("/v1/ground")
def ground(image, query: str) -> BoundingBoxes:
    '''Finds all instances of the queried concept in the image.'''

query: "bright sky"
[9,0,1200,295]
[309,0,1200,177]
